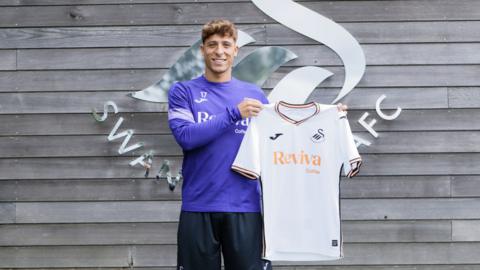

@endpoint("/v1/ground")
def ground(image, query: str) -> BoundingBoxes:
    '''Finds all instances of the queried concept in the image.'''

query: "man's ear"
[234,45,239,57]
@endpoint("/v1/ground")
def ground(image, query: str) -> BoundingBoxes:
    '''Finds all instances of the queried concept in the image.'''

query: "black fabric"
[177,211,272,270]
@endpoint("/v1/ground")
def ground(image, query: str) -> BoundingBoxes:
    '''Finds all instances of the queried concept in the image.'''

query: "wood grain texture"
[451,176,480,197]
[10,198,480,224]
[0,176,451,202]
[2,243,480,267]
[2,1,480,28]
[0,87,448,114]
[0,223,178,246]
[449,87,480,108]
[0,134,182,157]
[133,243,480,266]
[0,154,479,180]
[0,131,477,158]
[16,43,480,70]
[15,201,181,223]
[266,21,480,45]
[2,65,479,93]
[360,153,480,176]
[452,220,480,241]
[0,203,15,224]
[0,220,454,246]
[1,0,479,268]
[0,245,132,268]
[0,157,183,180]
[0,50,15,70]
[1,109,479,137]
[3,21,480,49]
[0,113,170,136]
[0,179,182,202]
[343,198,480,220]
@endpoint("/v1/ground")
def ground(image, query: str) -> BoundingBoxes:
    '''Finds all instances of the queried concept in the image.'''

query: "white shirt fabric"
[232,101,361,261]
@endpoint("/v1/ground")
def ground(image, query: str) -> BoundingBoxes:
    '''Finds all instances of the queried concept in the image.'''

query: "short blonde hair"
[201,19,238,43]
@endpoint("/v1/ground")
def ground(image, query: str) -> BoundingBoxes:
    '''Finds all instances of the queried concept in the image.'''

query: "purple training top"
[168,75,269,212]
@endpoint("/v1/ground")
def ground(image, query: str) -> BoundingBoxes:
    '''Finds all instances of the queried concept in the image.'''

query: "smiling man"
[168,19,269,270]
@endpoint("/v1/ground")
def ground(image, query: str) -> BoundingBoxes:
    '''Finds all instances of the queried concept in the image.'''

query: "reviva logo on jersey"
[273,150,321,166]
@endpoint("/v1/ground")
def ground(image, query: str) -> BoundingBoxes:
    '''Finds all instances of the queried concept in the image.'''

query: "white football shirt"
[232,101,361,261]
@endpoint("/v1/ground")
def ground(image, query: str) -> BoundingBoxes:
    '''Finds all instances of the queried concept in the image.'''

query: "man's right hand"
[237,98,263,119]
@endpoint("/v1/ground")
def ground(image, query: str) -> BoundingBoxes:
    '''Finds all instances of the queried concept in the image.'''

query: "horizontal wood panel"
[9,198,480,223]
[2,243,480,267]
[135,243,480,266]
[0,69,160,92]
[0,223,178,246]
[361,153,480,176]
[0,154,478,180]
[3,21,480,49]
[449,87,480,108]
[0,134,182,158]
[0,245,132,268]
[0,179,182,202]
[0,176,451,202]
[349,109,480,132]
[17,43,480,70]
[0,87,449,114]
[0,131,477,158]
[0,91,169,114]
[451,176,480,197]
[0,113,171,136]
[0,220,453,246]
[15,201,182,223]
[1,109,479,137]
[341,176,451,198]
[2,66,478,93]
[0,203,15,224]
[267,21,480,45]
[357,131,480,154]
[343,220,452,243]
[0,50,15,70]
[0,157,183,180]
[344,198,480,220]
[452,220,480,241]
[2,1,480,28]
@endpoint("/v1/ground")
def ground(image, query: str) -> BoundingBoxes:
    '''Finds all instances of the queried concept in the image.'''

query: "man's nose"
[214,45,225,55]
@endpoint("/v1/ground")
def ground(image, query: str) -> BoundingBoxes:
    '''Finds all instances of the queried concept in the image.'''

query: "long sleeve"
[168,82,242,151]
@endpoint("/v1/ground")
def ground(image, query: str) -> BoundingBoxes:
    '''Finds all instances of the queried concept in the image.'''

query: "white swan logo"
[130,0,365,104]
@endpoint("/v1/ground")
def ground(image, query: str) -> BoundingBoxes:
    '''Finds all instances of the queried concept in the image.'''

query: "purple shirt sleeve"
[168,83,242,151]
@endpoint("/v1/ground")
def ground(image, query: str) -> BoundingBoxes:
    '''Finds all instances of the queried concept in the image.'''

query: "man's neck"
[204,70,232,83]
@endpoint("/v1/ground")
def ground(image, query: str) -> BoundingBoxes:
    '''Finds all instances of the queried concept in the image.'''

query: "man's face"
[201,34,238,76]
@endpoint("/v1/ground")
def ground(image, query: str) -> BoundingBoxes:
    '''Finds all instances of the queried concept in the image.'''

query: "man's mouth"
[212,58,227,64]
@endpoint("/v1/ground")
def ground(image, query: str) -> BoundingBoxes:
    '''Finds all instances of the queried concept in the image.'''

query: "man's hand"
[337,103,348,113]
[237,98,263,119]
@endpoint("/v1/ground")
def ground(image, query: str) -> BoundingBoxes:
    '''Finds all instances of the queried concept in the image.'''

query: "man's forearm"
[169,106,241,151]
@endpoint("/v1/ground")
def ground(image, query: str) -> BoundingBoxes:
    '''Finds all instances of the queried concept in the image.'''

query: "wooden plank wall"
[0,0,479,268]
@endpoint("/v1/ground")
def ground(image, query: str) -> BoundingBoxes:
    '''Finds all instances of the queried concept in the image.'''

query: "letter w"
[108,117,144,154]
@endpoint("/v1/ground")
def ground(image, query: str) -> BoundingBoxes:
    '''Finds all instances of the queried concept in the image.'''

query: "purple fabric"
[168,75,269,212]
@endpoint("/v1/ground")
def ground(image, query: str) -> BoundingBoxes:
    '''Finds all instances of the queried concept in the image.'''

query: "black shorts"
[177,211,272,270]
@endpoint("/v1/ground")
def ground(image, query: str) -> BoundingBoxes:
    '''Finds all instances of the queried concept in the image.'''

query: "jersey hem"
[181,204,261,213]
[231,164,260,180]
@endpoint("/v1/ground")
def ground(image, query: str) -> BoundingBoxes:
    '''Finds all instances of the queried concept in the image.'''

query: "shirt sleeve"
[168,82,242,151]
[338,111,362,178]
[231,117,261,180]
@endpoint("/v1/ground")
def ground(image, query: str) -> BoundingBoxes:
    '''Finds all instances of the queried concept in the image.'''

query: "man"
[168,19,346,270]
